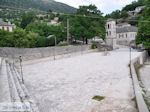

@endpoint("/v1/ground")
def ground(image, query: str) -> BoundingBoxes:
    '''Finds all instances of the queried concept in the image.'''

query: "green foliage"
[0,4,105,48]
[35,36,46,47]
[105,10,121,19]
[105,10,128,19]
[122,0,144,11]
[0,30,13,47]
[92,95,105,101]
[136,0,150,49]
[91,43,97,49]
[26,22,66,46]
[0,28,39,48]
[77,4,103,16]
[0,0,76,18]
[106,0,144,20]
[12,28,37,48]
[20,12,36,29]
[69,5,106,44]
[120,11,129,19]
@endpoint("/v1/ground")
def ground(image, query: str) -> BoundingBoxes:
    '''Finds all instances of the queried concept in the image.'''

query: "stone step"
[0,58,11,102]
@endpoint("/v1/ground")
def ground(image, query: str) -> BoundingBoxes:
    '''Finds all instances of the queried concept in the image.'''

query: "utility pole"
[67,18,70,44]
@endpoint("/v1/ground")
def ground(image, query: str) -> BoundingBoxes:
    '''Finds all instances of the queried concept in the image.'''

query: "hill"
[0,0,76,14]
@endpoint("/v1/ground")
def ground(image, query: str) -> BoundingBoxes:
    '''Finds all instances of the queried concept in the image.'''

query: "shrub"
[91,43,97,49]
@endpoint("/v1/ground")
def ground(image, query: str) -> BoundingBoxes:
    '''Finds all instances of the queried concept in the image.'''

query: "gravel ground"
[22,48,141,112]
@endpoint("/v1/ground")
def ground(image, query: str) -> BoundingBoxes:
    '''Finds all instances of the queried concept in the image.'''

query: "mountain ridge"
[0,0,77,13]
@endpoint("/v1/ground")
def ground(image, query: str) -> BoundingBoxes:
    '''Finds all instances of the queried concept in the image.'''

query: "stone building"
[0,20,15,32]
[128,6,145,16]
[105,19,117,49]
[47,17,60,26]
[116,23,137,45]
[105,19,138,48]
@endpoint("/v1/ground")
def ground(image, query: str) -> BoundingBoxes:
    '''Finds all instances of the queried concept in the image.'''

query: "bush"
[91,43,97,49]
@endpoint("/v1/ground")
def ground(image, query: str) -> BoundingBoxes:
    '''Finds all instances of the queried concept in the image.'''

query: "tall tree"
[70,4,105,44]
[136,0,150,52]
[20,12,35,29]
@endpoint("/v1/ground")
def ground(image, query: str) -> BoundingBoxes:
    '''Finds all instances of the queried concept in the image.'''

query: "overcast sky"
[55,0,137,14]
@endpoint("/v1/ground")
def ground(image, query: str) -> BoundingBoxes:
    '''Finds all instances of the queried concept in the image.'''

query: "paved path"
[22,49,141,112]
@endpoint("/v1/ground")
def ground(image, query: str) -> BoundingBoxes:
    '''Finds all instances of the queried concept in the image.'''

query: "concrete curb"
[131,51,149,112]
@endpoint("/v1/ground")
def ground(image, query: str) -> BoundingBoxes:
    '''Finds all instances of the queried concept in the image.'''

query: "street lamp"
[47,35,57,60]
[129,42,132,75]
[19,56,24,84]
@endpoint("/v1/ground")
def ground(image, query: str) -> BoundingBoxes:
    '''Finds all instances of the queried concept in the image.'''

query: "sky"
[55,0,137,14]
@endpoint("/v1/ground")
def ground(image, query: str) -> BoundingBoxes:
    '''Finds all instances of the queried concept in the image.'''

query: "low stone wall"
[131,51,149,112]
[0,57,40,111]
[0,45,90,61]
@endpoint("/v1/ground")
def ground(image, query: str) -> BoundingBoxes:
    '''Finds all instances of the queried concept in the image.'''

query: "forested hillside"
[0,0,76,13]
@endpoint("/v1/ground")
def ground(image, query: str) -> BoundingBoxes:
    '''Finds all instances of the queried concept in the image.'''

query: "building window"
[126,33,127,38]
[108,24,110,29]
[2,26,4,30]
[107,24,112,29]
[7,27,9,31]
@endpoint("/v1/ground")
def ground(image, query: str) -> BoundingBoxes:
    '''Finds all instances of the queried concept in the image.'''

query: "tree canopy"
[0,4,106,47]
[20,12,36,29]
[136,0,150,49]
[122,0,144,11]
[70,5,105,44]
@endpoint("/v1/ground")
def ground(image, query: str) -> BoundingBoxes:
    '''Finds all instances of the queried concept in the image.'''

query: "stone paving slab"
[22,49,141,112]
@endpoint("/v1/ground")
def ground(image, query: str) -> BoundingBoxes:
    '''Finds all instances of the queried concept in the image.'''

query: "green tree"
[136,0,150,50]
[0,30,13,47]
[20,12,35,29]
[122,0,144,11]
[26,22,66,46]
[111,10,121,19]
[120,11,129,19]
[70,4,105,44]
[12,28,38,48]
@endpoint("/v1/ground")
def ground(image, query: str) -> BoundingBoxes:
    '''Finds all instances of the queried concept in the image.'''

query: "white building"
[135,6,145,13]
[0,21,15,32]
[105,19,137,47]
[47,17,61,26]
[128,6,145,16]
[116,23,137,45]
[105,19,117,49]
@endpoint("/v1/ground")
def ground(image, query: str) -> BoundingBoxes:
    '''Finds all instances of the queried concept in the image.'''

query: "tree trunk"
[148,49,150,56]
[85,38,88,44]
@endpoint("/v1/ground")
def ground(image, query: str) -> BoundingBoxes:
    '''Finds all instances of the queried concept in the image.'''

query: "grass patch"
[92,95,105,101]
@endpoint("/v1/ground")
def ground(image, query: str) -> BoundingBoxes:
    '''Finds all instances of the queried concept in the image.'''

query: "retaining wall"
[131,51,149,112]
[0,45,90,61]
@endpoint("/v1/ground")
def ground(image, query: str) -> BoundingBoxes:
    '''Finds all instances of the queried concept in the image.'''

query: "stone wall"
[130,51,149,112]
[0,45,90,61]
